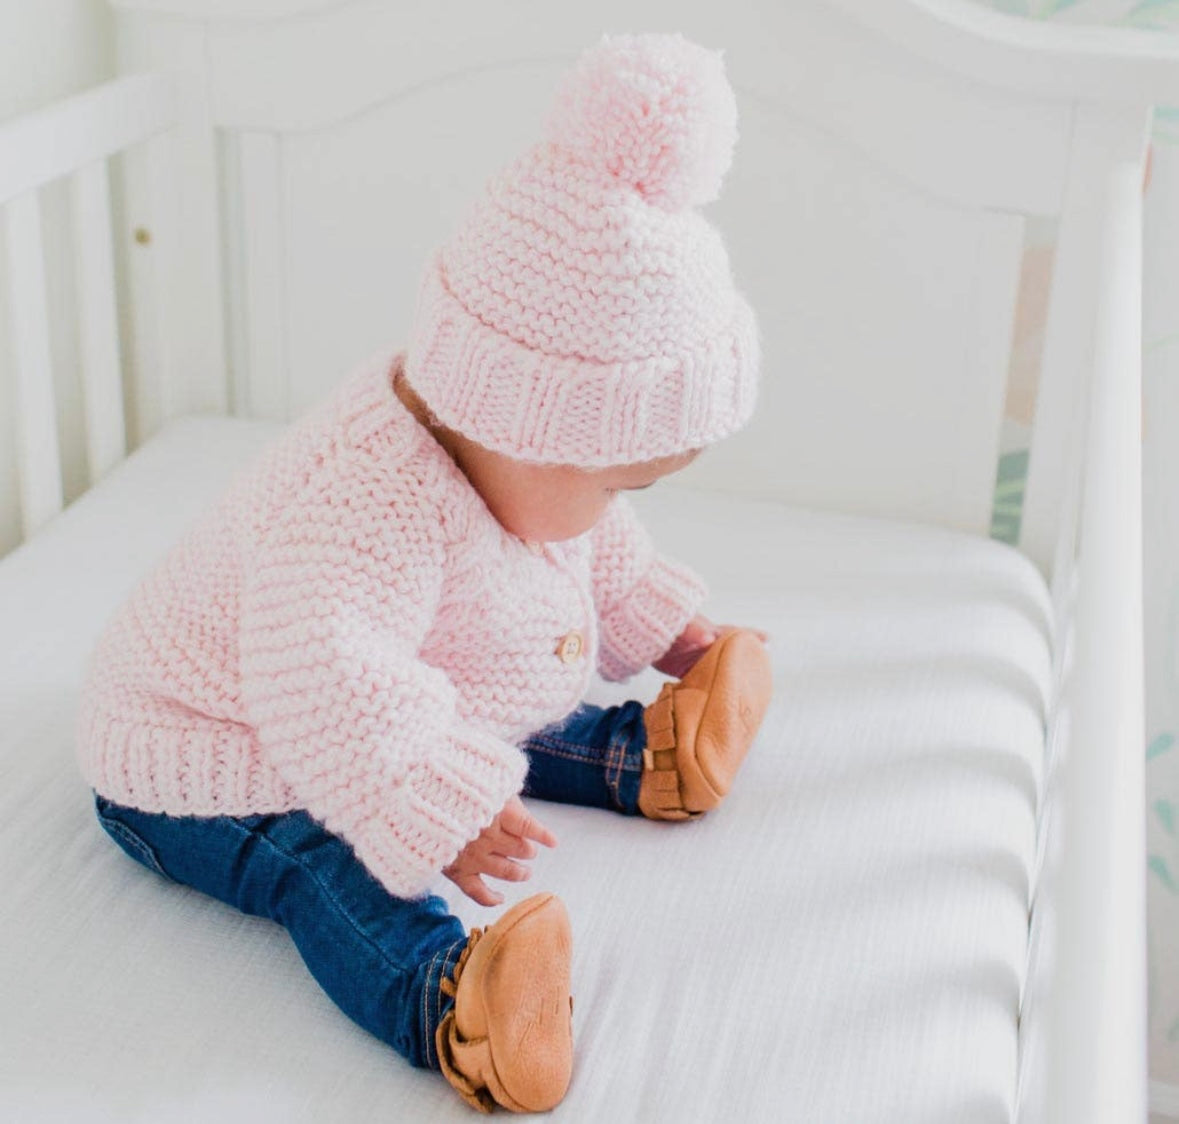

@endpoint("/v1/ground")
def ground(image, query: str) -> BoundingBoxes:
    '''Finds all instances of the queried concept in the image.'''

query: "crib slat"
[3,192,63,538]
[236,131,290,421]
[0,73,177,206]
[69,159,127,482]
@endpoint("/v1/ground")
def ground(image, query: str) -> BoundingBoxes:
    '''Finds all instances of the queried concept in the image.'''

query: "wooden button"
[556,630,584,664]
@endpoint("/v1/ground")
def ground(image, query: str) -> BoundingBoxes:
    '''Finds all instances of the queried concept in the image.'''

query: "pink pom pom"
[544,32,739,212]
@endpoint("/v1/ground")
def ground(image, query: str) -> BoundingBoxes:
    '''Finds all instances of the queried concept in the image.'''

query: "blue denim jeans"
[92,700,647,1071]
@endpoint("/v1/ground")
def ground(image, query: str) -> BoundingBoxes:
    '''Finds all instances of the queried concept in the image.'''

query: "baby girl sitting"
[76,31,770,1114]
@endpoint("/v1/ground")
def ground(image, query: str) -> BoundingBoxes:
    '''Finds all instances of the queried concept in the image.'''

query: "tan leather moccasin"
[639,628,773,820]
[436,892,574,1114]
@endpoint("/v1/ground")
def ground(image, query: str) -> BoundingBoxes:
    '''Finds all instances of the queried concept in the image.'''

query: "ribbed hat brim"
[404,251,760,467]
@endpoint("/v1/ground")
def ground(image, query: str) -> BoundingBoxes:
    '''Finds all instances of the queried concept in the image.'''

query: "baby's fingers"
[501,798,558,849]
[492,830,537,861]
[449,870,502,908]
[481,854,533,884]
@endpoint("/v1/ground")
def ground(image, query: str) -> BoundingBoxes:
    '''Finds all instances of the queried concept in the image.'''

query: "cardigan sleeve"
[238,463,527,900]
[588,495,709,682]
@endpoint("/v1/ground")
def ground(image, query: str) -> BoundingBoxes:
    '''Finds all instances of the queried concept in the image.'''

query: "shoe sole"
[680,630,773,808]
[459,893,574,1113]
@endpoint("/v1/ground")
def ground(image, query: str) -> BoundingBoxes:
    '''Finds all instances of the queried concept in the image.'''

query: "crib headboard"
[95,0,1158,562]
[4,0,1170,571]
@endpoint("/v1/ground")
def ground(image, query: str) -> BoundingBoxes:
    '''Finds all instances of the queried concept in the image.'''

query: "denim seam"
[607,731,641,810]
[528,726,646,765]
[97,812,172,879]
[524,734,599,760]
[425,938,464,1070]
[437,946,451,1044]
[609,728,643,773]
[521,742,601,765]
[604,735,621,810]
[433,949,443,1068]
[423,946,444,1068]
[612,704,646,813]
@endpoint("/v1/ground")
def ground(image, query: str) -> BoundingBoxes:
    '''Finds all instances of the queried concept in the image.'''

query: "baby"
[76,31,771,1114]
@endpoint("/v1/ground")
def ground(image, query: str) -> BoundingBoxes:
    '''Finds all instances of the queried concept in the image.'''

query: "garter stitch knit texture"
[75,349,707,899]
[405,31,761,468]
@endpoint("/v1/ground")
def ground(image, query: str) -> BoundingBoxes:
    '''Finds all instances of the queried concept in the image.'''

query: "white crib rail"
[1015,121,1149,1124]
[0,73,177,540]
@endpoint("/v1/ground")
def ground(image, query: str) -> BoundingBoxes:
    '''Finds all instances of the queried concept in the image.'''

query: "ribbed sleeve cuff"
[597,553,709,682]
[351,726,529,899]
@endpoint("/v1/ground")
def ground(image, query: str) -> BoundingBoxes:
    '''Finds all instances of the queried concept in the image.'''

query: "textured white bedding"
[0,414,1052,1123]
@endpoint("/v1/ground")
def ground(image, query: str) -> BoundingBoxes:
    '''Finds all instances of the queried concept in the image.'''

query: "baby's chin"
[509,525,593,546]
[498,513,601,545]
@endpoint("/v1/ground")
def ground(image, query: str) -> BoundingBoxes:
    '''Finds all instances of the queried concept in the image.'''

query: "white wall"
[0,0,112,121]
[0,0,114,555]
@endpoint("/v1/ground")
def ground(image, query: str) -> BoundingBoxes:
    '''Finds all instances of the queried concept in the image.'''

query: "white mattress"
[0,415,1053,1123]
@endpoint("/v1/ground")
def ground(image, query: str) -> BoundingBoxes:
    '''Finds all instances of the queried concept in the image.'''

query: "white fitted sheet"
[0,415,1052,1123]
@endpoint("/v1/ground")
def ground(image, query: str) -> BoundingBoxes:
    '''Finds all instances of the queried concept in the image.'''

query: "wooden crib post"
[113,8,228,443]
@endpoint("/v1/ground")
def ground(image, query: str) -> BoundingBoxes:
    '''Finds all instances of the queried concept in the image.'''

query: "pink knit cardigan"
[76,348,707,898]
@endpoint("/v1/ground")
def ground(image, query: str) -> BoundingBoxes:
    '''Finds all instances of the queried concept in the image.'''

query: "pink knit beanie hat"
[404,31,760,468]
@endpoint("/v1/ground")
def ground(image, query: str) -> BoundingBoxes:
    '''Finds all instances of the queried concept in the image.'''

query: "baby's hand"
[443,796,558,907]
[653,615,770,679]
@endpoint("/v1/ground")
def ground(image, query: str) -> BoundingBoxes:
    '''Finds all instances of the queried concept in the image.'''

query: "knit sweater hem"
[77,700,297,815]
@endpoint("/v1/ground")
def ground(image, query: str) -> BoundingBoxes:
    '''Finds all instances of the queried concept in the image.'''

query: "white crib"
[0,1,1173,1120]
